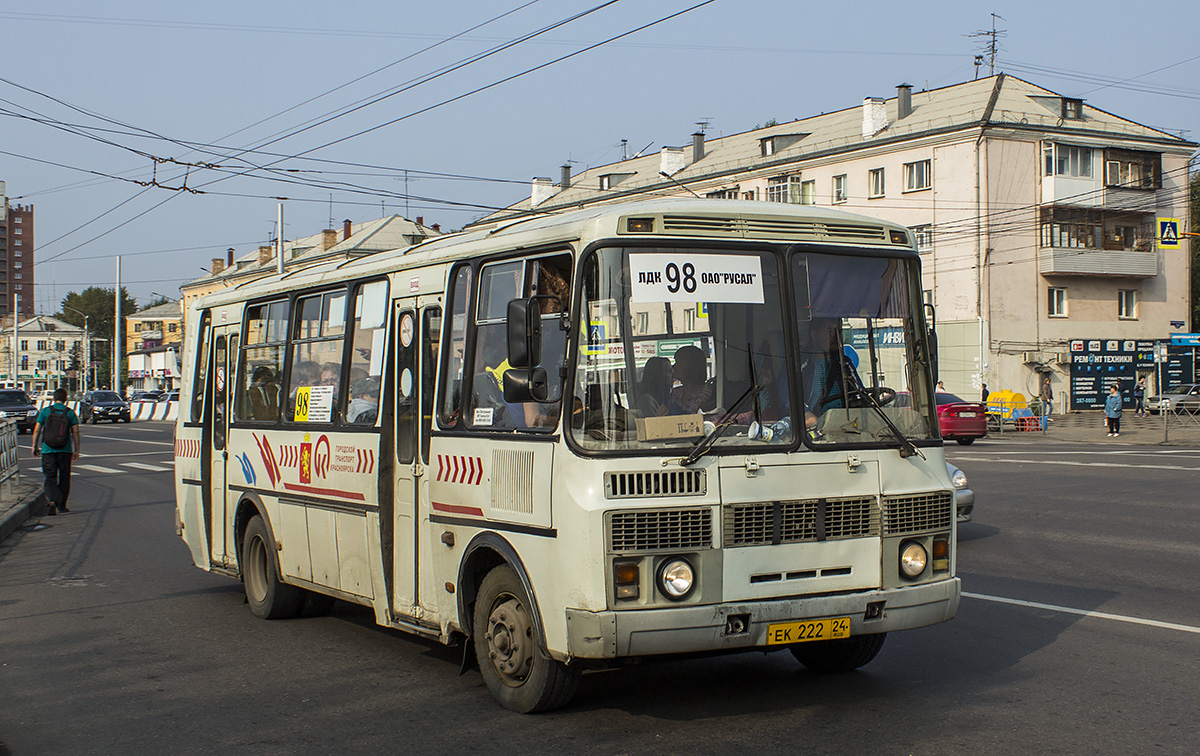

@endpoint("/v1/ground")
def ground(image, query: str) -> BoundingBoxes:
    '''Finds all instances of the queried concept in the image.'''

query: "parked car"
[0,389,39,433]
[1146,384,1200,413]
[893,391,988,445]
[158,390,180,402]
[948,462,974,523]
[81,390,131,423]
[131,390,165,403]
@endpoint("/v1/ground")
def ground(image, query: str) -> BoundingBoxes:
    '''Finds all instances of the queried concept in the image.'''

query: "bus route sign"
[628,253,764,304]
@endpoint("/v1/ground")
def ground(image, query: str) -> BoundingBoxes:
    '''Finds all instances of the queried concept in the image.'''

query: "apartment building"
[483,75,1195,410]
[0,315,85,392]
[126,301,184,392]
[0,181,35,319]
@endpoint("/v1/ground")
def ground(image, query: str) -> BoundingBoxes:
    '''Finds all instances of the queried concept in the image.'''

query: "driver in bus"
[668,345,716,415]
[801,317,865,422]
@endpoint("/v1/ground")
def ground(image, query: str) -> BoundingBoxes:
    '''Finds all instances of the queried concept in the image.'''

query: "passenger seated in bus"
[288,360,320,419]
[347,377,380,424]
[637,357,672,417]
[669,345,716,415]
[248,366,279,421]
[319,362,340,392]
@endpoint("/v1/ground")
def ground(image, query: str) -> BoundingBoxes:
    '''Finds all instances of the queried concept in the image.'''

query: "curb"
[0,485,47,543]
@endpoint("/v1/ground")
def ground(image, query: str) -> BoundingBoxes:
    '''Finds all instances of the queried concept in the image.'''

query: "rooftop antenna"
[620,139,628,160]
[967,13,1006,77]
[695,118,713,134]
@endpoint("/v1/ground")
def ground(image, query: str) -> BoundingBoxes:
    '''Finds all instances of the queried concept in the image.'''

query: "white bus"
[176,199,959,712]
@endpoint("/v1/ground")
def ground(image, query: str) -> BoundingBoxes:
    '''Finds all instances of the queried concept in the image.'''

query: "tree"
[140,295,172,310]
[56,287,139,390]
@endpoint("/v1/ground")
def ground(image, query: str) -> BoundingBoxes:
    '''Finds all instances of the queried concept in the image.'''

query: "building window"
[169,323,177,333]
[832,175,847,203]
[761,137,776,157]
[1104,149,1161,190]
[13,228,21,235]
[923,289,933,306]
[13,216,21,223]
[800,179,816,205]
[14,241,21,247]
[36,340,47,351]
[741,190,756,201]
[1043,143,1093,178]
[766,176,790,203]
[1062,98,1084,120]
[705,187,740,200]
[1048,287,1067,317]
[1118,290,1137,320]
[19,340,27,350]
[904,160,931,191]
[868,168,885,198]
[912,224,932,253]
[37,360,47,371]
[636,312,649,334]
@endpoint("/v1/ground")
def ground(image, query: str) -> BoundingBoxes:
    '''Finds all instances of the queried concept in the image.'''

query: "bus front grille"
[606,508,713,553]
[883,491,954,534]
[605,469,706,499]
[723,497,879,547]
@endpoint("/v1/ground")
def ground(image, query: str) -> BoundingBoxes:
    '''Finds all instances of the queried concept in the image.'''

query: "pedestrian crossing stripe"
[1158,217,1180,249]
[120,462,171,472]
[76,464,124,474]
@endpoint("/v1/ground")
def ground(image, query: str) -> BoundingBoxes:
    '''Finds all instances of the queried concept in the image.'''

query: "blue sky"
[2,1,1197,312]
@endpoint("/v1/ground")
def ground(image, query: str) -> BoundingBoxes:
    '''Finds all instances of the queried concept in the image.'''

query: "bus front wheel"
[789,632,887,672]
[473,565,580,713]
[241,515,302,619]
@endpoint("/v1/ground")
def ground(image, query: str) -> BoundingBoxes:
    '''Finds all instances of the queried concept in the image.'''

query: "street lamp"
[60,304,89,394]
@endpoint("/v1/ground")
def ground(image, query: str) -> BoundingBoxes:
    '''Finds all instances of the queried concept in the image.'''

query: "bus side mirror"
[924,303,938,384]
[507,298,541,369]
[504,367,549,403]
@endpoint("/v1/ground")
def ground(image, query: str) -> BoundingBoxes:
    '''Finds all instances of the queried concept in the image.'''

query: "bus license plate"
[765,617,851,645]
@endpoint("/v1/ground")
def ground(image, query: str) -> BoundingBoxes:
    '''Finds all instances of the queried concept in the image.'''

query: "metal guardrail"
[0,417,21,493]
[1155,400,1200,442]
[985,399,1047,435]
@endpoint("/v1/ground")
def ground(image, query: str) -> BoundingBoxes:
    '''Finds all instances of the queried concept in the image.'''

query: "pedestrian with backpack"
[31,387,81,515]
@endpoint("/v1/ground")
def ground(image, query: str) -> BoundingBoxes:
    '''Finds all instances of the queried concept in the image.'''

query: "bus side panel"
[175,426,209,569]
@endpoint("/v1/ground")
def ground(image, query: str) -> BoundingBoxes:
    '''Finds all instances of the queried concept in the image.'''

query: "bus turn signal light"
[626,217,654,233]
[615,562,639,600]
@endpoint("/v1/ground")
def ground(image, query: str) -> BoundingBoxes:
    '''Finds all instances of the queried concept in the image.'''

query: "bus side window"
[237,301,287,423]
[191,311,211,422]
[438,265,471,428]
[344,280,388,426]
[288,290,349,423]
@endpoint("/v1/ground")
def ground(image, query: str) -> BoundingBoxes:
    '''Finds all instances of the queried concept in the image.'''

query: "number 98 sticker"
[628,253,764,304]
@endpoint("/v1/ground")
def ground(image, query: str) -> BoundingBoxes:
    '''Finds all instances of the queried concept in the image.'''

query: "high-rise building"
[0,181,35,319]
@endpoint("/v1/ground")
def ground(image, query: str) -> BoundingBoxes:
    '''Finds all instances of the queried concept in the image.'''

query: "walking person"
[1133,375,1146,417]
[1040,376,1054,418]
[31,388,81,515]
[1104,384,1123,438]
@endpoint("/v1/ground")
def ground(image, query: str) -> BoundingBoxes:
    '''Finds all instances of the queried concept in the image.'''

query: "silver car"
[948,462,974,523]
[1147,384,1200,414]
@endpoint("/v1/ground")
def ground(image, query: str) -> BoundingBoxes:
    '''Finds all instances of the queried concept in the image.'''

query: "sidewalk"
[0,472,46,544]
[982,411,1200,446]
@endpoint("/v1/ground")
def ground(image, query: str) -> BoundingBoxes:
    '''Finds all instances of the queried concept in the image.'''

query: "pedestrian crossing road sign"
[1158,217,1180,249]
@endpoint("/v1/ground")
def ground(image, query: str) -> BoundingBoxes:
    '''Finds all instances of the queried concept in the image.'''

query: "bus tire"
[241,515,302,619]
[473,565,580,713]
[789,632,887,672]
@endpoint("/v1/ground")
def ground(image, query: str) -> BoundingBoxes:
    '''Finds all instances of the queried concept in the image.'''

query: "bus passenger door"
[391,303,421,614]
[207,328,235,567]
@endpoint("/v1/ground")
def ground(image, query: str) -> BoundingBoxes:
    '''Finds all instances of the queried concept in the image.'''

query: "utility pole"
[115,256,122,396]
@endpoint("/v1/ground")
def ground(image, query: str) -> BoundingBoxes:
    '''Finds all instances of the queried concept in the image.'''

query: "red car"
[894,391,988,445]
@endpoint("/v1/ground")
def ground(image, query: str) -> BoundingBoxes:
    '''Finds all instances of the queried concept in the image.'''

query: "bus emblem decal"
[299,434,313,484]
[315,435,331,478]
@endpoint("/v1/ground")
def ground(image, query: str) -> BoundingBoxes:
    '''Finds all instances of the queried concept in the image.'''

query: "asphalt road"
[1,428,1197,755]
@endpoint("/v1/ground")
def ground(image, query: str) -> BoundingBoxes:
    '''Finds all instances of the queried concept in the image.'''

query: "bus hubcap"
[487,598,532,683]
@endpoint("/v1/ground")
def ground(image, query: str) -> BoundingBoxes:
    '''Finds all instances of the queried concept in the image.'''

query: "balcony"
[1038,247,1157,278]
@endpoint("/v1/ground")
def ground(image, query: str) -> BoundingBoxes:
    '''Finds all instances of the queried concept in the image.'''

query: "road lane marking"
[963,592,1200,635]
[952,456,1200,471]
[120,462,171,472]
[76,464,125,474]
[79,434,173,447]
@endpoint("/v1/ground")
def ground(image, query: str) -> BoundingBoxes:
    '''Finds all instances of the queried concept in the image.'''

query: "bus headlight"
[951,469,968,489]
[657,558,695,600]
[899,541,928,578]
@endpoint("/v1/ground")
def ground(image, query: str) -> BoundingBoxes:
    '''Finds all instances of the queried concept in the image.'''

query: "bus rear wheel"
[789,633,887,672]
[473,565,580,713]
[241,515,302,619]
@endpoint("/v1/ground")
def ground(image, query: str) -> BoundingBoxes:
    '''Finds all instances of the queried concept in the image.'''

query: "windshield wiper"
[681,346,763,467]
[859,388,924,460]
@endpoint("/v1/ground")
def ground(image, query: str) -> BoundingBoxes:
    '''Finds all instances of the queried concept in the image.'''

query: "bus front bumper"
[564,577,960,659]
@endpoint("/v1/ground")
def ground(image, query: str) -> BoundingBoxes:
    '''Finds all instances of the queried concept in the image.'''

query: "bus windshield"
[570,245,937,453]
